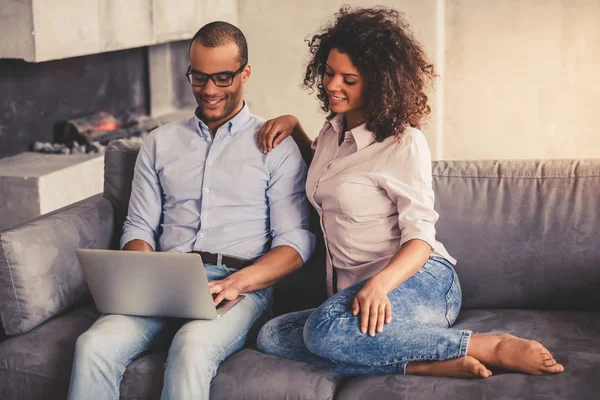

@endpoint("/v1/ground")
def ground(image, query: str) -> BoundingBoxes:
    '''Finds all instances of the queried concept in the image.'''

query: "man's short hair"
[191,21,248,66]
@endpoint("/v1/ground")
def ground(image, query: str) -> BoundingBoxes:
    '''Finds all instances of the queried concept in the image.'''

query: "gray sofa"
[0,139,598,399]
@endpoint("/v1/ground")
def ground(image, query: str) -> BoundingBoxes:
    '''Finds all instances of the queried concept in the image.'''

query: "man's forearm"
[230,245,304,293]
[123,239,154,252]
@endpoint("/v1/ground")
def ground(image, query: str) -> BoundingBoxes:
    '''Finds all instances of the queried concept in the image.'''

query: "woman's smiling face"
[322,48,365,118]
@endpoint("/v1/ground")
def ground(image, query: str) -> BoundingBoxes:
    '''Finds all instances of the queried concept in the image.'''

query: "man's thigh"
[171,287,272,355]
[80,313,172,359]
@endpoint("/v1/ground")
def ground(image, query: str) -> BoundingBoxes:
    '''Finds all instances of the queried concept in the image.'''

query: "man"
[68,22,314,400]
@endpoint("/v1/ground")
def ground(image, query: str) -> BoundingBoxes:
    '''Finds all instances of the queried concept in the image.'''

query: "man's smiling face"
[189,41,250,131]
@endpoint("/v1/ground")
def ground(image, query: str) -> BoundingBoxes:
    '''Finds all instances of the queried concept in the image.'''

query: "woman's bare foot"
[469,333,564,375]
[406,356,492,379]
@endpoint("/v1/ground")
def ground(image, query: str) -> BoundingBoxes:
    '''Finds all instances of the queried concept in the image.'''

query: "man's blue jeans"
[257,256,471,375]
[68,263,272,400]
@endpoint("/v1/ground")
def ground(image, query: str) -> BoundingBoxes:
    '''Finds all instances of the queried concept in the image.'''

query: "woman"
[255,6,563,378]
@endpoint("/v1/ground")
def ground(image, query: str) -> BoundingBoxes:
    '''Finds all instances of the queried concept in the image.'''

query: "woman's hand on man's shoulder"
[257,115,299,154]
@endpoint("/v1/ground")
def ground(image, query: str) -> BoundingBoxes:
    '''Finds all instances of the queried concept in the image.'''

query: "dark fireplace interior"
[0,40,194,159]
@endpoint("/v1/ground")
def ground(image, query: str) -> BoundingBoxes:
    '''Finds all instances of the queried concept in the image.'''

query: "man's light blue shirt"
[121,104,315,262]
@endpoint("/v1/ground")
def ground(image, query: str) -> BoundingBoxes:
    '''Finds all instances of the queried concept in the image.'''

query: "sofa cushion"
[120,351,166,400]
[122,346,345,400]
[0,195,113,335]
[0,304,98,400]
[335,308,600,400]
[432,159,600,310]
[103,139,142,247]
[210,348,344,400]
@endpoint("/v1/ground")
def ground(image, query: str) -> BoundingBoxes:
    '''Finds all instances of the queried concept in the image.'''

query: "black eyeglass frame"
[185,64,247,87]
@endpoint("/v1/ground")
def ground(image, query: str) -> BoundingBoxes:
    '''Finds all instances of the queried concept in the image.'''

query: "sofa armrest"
[0,194,114,336]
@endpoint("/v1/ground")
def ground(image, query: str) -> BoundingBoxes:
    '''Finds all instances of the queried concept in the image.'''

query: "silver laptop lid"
[76,249,219,319]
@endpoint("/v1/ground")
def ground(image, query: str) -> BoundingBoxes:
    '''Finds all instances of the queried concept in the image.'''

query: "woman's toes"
[464,356,492,378]
[542,358,557,367]
[531,341,548,353]
[544,363,565,374]
[474,364,492,378]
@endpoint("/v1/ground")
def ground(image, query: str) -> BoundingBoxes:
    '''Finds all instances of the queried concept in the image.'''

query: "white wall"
[444,0,600,160]
[239,0,600,160]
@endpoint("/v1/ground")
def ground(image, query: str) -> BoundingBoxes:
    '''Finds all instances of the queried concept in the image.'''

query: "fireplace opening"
[32,111,161,155]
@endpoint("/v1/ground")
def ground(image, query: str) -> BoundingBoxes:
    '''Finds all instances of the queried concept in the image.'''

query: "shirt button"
[204,188,210,193]
[199,233,205,239]
[207,160,213,166]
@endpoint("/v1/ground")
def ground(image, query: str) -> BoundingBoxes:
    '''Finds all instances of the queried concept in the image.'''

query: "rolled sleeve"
[267,137,316,262]
[120,136,162,250]
[380,133,439,251]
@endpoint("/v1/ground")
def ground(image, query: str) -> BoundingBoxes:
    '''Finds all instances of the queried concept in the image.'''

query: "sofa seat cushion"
[335,309,600,400]
[210,348,344,400]
[121,347,346,400]
[0,304,99,400]
[119,351,167,400]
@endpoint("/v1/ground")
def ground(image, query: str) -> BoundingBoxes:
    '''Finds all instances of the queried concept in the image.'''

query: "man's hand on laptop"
[209,274,246,306]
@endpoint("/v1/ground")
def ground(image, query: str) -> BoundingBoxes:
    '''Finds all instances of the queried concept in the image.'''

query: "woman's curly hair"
[303,6,436,141]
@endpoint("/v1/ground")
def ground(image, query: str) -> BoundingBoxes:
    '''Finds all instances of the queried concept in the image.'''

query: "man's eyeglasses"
[185,64,246,87]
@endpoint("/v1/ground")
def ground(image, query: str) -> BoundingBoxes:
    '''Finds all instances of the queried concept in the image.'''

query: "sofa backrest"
[105,140,600,311]
[433,159,600,310]
[103,139,142,248]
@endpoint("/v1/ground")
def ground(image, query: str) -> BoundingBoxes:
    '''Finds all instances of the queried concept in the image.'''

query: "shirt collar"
[194,102,251,139]
[348,123,376,151]
[327,113,345,135]
[327,113,376,151]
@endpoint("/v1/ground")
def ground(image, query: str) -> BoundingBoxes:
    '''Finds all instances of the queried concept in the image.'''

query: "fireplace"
[0,41,200,231]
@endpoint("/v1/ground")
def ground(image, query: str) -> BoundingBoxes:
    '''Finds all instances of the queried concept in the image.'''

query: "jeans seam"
[444,274,459,327]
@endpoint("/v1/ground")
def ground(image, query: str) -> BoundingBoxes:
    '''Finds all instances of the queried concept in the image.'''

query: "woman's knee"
[303,289,364,356]
[256,317,282,354]
[302,309,340,358]
[257,310,312,356]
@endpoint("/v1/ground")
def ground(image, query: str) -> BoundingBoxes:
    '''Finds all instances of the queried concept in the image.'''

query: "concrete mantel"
[0,152,104,231]
[0,0,238,62]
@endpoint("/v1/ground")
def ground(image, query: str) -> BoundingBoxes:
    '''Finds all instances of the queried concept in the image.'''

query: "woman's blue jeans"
[257,256,472,375]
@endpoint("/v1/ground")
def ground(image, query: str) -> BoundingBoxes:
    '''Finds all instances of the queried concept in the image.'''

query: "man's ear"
[242,64,251,83]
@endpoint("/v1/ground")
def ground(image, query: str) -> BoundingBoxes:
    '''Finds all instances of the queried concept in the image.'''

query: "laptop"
[76,249,245,319]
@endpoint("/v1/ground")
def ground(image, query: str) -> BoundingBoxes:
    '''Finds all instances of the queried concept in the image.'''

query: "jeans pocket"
[444,271,463,327]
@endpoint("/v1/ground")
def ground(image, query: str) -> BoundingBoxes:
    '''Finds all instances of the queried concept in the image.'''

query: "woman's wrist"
[367,273,394,294]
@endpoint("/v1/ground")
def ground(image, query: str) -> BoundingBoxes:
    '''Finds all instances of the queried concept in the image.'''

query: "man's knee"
[74,330,112,361]
[168,332,221,370]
